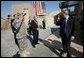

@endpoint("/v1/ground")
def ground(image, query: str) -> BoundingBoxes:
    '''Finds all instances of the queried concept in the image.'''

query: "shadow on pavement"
[71,47,83,57]
[38,38,63,57]
[50,39,83,57]
[39,38,83,57]
[27,36,34,47]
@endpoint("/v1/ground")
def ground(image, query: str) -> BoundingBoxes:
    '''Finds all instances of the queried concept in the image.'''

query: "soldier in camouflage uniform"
[11,13,30,57]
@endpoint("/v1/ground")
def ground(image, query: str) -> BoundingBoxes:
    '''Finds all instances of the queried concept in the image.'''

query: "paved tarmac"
[1,27,83,57]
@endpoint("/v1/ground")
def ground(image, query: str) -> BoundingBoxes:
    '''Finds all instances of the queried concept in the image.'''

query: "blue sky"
[1,1,64,18]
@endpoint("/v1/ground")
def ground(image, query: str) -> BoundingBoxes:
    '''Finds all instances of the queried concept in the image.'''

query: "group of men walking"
[11,10,75,57]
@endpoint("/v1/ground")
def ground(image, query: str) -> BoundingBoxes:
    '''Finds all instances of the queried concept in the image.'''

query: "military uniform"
[12,19,29,57]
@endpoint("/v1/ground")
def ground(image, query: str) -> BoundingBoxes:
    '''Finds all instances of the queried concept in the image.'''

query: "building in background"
[12,2,46,28]
[12,3,35,27]
[47,11,61,28]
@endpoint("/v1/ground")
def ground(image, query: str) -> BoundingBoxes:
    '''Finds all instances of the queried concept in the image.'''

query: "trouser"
[14,33,29,57]
[14,33,19,46]
[61,33,71,57]
[29,27,32,35]
[17,37,29,57]
[33,30,39,44]
[43,24,45,29]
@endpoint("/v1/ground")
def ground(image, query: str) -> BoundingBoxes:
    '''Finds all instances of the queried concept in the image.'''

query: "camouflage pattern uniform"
[12,18,29,57]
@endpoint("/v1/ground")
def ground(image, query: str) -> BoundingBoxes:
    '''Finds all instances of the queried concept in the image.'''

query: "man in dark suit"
[11,14,19,46]
[31,16,39,48]
[56,10,75,57]
[42,19,46,29]
[28,16,33,35]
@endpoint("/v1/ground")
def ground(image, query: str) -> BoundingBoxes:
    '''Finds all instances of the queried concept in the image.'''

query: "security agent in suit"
[31,16,39,48]
[28,16,33,35]
[42,19,46,29]
[56,10,75,57]
[11,14,19,46]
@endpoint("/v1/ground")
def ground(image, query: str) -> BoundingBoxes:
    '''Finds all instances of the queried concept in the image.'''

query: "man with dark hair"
[11,14,19,46]
[56,10,75,57]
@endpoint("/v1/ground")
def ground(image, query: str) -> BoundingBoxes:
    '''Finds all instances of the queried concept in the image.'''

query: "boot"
[22,50,30,57]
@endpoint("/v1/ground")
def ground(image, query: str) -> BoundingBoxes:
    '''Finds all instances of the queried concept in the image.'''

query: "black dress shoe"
[67,54,71,57]
[67,55,71,57]
[35,42,39,45]
[32,44,35,48]
[60,50,66,55]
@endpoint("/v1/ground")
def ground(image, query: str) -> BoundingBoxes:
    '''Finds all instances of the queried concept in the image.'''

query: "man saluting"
[11,13,30,57]
[56,10,75,57]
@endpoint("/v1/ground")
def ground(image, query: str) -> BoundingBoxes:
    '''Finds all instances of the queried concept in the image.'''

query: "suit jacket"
[31,20,38,31]
[56,16,75,39]
[28,20,32,25]
[28,20,33,29]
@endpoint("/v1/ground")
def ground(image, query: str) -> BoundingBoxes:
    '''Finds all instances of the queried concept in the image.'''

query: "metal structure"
[59,1,79,16]
[59,1,79,10]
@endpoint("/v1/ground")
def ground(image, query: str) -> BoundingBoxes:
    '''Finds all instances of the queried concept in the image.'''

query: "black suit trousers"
[33,29,39,44]
[29,26,32,35]
[61,33,71,57]
[14,33,19,46]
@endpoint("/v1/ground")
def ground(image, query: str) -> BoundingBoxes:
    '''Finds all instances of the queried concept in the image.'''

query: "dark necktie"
[34,20,38,27]
[63,19,67,33]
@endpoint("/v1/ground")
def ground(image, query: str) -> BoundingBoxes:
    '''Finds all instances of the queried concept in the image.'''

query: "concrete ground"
[1,27,83,57]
